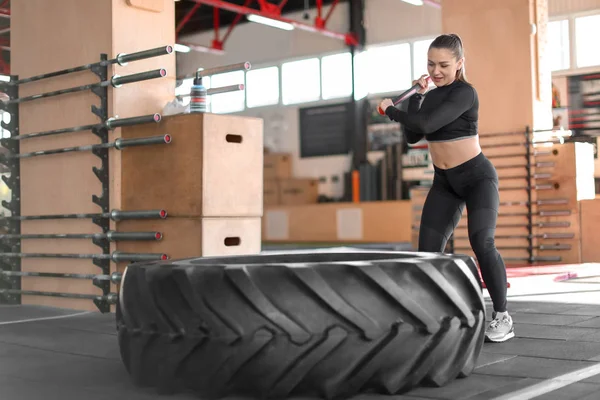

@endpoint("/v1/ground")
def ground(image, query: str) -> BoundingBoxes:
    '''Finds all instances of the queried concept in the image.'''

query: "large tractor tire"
[116,250,485,399]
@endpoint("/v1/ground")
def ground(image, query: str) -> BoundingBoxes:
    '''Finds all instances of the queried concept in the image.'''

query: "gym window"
[246,66,280,108]
[209,71,245,114]
[575,14,600,68]
[412,38,434,80]
[281,58,321,105]
[352,51,369,100]
[547,19,570,71]
[321,52,353,100]
[365,43,412,95]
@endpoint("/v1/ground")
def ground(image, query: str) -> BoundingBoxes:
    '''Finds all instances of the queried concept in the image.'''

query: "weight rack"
[0,46,174,312]
[450,126,576,264]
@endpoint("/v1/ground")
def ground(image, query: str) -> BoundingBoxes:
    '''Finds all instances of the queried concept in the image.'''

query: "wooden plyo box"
[120,113,264,218]
[115,217,262,261]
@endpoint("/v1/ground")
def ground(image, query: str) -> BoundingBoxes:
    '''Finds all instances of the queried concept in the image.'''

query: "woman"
[379,33,514,343]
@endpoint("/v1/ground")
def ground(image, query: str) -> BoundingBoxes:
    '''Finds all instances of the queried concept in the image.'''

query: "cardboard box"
[264,179,280,206]
[120,113,264,218]
[262,201,411,243]
[279,178,319,206]
[264,153,292,180]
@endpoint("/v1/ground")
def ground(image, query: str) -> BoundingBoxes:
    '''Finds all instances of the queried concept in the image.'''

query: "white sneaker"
[485,311,515,343]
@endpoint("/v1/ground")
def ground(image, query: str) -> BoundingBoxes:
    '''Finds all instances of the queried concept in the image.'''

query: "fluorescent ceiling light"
[246,14,294,31]
[402,0,424,5]
[174,44,191,53]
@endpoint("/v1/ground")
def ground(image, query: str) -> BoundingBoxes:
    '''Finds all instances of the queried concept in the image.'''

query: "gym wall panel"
[11,0,176,311]
[11,0,113,311]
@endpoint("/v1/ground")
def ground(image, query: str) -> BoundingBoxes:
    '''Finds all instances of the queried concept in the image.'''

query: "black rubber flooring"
[2,301,600,400]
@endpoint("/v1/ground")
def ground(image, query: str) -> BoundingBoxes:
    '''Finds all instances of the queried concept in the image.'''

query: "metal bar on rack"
[0,134,171,161]
[538,221,571,228]
[2,69,167,106]
[492,210,571,217]
[0,270,122,283]
[0,289,118,303]
[495,161,556,169]
[0,251,168,262]
[453,233,575,240]
[504,256,562,262]
[499,198,568,206]
[197,61,251,77]
[178,84,245,97]
[478,131,527,138]
[208,84,244,95]
[481,140,561,149]
[0,209,167,222]
[455,221,571,229]
[499,184,556,191]
[454,244,571,251]
[497,173,553,180]
[0,231,162,241]
[180,61,251,80]
[7,46,173,86]
[9,114,161,141]
[487,150,552,159]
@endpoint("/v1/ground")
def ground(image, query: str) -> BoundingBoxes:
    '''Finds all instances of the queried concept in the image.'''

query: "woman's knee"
[469,228,497,257]
[418,225,448,252]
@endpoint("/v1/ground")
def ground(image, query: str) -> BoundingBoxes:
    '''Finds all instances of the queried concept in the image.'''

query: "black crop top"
[385,79,478,144]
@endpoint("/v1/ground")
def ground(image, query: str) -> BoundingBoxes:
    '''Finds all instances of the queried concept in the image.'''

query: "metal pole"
[0,289,118,303]
[0,209,167,222]
[197,62,251,77]
[11,113,161,141]
[0,270,122,283]
[2,69,167,106]
[0,231,162,241]
[0,251,168,262]
[0,134,171,161]
[7,45,173,86]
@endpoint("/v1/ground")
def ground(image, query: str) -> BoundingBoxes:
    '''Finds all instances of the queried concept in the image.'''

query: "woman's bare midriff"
[428,136,482,170]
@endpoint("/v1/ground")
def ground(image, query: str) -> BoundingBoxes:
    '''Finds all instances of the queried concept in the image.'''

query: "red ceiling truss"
[177,0,357,54]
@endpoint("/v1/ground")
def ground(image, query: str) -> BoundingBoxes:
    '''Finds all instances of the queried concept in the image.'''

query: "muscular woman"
[379,33,514,343]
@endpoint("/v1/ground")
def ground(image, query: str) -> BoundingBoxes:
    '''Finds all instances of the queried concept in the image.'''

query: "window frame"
[245,65,281,109]
[551,10,600,77]
[280,56,322,105]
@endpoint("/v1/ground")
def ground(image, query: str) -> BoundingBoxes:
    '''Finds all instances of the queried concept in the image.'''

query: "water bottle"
[190,76,207,113]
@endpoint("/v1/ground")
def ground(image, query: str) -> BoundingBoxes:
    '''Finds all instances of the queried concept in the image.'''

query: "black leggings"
[418,151,508,313]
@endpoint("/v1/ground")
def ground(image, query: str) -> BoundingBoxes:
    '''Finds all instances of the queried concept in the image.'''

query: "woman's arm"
[385,84,476,134]
[402,94,425,144]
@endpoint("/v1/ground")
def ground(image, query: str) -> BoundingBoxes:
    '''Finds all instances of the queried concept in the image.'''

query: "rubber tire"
[116,250,485,399]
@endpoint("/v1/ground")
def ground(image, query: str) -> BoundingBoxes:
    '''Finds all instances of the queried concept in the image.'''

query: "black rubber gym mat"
[475,355,598,379]
[464,378,600,400]
[509,312,597,326]
[2,303,600,399]
[571,317,600,328]
[481,337,600,361]
[506,323,597,340]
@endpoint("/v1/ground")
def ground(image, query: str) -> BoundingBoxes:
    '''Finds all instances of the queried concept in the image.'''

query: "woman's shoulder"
[451,80,478,101]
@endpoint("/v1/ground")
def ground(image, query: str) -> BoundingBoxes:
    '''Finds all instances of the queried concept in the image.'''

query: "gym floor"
[2,260,600,399]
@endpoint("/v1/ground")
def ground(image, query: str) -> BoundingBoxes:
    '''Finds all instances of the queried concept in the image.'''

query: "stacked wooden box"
[263,152,319,207]
[117,113,264,270]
